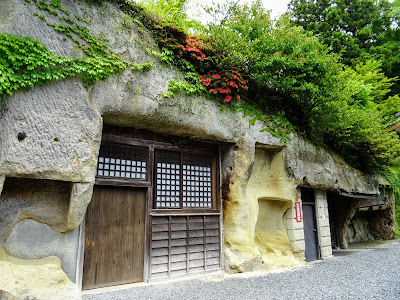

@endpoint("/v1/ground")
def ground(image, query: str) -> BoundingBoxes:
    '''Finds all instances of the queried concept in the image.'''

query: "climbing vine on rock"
[0,33,125,101]
[380,166,400,237]
[0,0,153,105]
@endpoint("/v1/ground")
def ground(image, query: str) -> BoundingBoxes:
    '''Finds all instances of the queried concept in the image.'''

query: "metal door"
[303,204,319,261]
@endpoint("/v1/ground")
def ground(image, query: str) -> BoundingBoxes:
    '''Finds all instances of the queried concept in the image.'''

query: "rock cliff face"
[0,0,389,298]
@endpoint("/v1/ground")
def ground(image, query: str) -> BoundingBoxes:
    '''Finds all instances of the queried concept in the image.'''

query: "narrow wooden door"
[303,204,319,262]
[83,186,146,290]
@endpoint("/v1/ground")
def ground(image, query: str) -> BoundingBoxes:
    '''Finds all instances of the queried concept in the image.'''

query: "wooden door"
[83,186,146,289]
[303,204,319,262]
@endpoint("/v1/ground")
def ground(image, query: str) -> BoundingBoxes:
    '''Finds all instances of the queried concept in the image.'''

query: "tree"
[202,1,400,170]
[288,0,400,94]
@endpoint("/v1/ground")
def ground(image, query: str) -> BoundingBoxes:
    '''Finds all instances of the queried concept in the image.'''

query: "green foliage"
[227,102,292,142]
[163,79,205,98]
[288,0,400,94]
[199,0,400,171]
[122,0,400,171]
[379,167,400,237]
[0,33,125,103]
[132,61,153,71]
[137,0,202,33]
[203,0,272,69]
[139,0,188,22]
[0,0,154,105]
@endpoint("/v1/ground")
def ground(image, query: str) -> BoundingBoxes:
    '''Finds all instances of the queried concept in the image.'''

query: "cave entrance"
[327,191,391,249]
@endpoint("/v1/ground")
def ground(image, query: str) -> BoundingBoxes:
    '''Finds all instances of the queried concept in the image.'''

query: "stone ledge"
[0,248,81,300]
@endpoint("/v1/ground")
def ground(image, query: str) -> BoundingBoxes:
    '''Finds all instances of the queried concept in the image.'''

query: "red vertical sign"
[295,202,302,222]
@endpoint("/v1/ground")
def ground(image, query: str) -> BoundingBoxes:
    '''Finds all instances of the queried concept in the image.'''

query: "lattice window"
[154,150,214,209]
[96,143,148,180]
[155,151,181,208]
[182,154,212,208]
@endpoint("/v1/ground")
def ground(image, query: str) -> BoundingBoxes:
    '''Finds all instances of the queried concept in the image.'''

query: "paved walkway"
[83,240,400,300]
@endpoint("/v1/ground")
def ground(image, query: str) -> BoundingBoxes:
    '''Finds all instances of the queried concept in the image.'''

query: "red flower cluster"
[200,70,248,102]
[184,35,212,60]
[160,35,211,61]
[159,32,247,103]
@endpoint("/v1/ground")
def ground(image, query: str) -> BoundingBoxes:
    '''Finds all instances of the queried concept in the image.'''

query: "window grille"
[96,143,148,180]
[182,153,212,208]
[155,151,181,208]
[155,150,214,209]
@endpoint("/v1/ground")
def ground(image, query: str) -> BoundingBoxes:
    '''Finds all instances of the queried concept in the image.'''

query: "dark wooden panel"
[152,240,169,248]
[171,223,187,231]
[205,244,219,251]
[171,246,187,255]
[188,252,204,260]
[188,222,204,230]
[189,230,204,238]
[205,222,219,229]
[152,248,168,257]
[206,250,220,258]
[206,236,220,244]
[170,269,188,276]
[171,253,187,263]
[83,186,146,289]
[189,244,205,253]
[206,257,220,265]
[170,238,187,247]
[152,263,169,273]
[152,217,169,224]
[189,266,206,273]
[189,237,204,245]
[171,231,187,239]
[171,261,187,271]
[171,216,187,223]
[206,229,219,236]
[150,215,221,280]
[152,231,169,240]
[152,256,168,265]
[189,259,205,268]
[152,224,169,232]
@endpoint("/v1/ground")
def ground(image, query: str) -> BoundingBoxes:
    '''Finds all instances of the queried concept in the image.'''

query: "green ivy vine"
[380,166,400,237]
[0,0,152,106]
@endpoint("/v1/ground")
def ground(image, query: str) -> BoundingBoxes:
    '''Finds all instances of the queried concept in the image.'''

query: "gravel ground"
[83,241,400,300]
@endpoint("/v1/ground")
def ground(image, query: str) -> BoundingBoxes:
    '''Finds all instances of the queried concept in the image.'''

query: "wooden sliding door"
[83,185,146,290]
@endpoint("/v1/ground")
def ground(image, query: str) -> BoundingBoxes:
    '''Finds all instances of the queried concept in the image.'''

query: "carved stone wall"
[0,0,390,298]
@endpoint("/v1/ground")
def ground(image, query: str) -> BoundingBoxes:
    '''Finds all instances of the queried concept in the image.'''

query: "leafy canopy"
[199,1,400,170]
[288,0,400,94]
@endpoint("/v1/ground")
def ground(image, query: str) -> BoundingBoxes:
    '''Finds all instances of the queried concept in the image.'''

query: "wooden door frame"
[77,185,152,289]
[77,134,221,289]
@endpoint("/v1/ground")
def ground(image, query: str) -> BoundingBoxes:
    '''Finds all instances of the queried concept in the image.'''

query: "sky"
[187,0,292,21]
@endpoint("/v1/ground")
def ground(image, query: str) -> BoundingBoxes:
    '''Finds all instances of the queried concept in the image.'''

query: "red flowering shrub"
[199,70,248,102]
[159,34,247,102]
[160,35,212,61]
